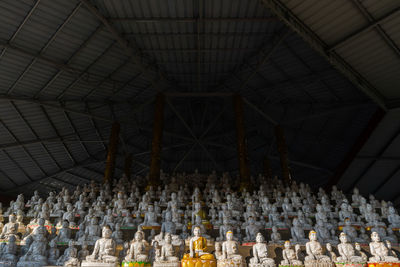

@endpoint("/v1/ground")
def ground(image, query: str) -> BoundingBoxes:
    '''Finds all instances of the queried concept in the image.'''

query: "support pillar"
[263,157,272,181]
[104,122,120,184]
[275,125,290,185]
[148,93,165,187]
[233,94,251,190]
[124,153,132,179]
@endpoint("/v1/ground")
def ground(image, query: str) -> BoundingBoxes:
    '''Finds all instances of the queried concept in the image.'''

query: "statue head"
[215,242,221,252]
[339,232,348,243]
[272,226,278,233]
[326,243,333,252]
[355,242,361,251]
[102,226,112,239]
[165,233,172,244]
[193,226,201,237]
[284,241,291,249]
[256,233,264,243]
[309,230,317,241]
[91,217,98,225]
[226,231,234,241]
[148,205,154,212]
[385,240,392,249]
[62,220,69,228]
[353,188,359,194]
[371,231,380,242]
[68,240,74,248]
[38,217,45,226]
[115,222,121,231]
[9,214,16,223]
[134,231,144,241]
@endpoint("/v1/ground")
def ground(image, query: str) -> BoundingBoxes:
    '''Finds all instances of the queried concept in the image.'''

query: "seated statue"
[304,230,332,266]
[17,232,48,267]
[111,222,124,244]
[59,241,80,267]
[369,231,399,263]
[214,242,223,260]
[336,232,364,263]
[124,230,149,262]
[85,217,101,243]
[55,220,71,243]
[218,217,232,241]
[153,233,180,267]
[354,243,368,262]
[47,239,60,265]
[245,217,260,242]
[249,233,275,267]
[388,206,400,229]
[155,212,182,246]
[271,226,283,244]
[182,226,216,267]
[0,214,19,240]
[0,235,18,266]
[280,241,303,266]
[141,205,160,227]
[290,218,308,244]
[219,231,244,266]
[83,226,118,266]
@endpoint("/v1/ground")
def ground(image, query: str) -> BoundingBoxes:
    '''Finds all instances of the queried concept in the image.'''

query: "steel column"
[104,122,120,184]
[148,94,165,187]
[275,125,290,185]
[233,95,251,190]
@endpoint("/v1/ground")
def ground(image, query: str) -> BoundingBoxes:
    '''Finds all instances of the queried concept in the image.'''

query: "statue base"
[335,263,367,267]
[17,261,48,267]
[249,263,276,267]
[121,261,151,267]
[279,265,304,267]
[217,259,245,267]
[367,263,400,267]
[81,261,119,267]
[0,261,16,267]
[182,258,217,267]
[304,261,334,267]
[153,261,181,267]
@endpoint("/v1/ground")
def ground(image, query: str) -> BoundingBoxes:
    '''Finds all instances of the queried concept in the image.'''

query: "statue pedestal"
[217,259,245,267]
[182,258,217,267]
[304,261,334,267]
[335,264,366,267]
[249,263,276,267]
[17,261,48,267]
[367,263,400,267]
[153,261,180,267]
[121,261,151,267]
[81,261,119,267]
[0,261,16,267]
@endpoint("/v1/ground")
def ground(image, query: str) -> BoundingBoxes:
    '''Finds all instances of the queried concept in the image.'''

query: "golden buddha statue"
[182,226,216,267]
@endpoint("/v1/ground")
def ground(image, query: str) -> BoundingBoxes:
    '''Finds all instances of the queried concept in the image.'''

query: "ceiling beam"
[111,17,277,23]
[260,0,387,110]
[328,5,400,53]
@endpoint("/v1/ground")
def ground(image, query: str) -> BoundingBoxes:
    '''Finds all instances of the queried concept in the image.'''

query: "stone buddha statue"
[249,233,275,267]
[84,226,118,265]
[369,231,399,263]
[153,233,180,267]
[182,226,216,267]
[0,214,19,240]
[304,230,332,264]
[17,231,48,267]
[336,232,364,263]
[281,241,303,266]
[125,230,149,262]
[0,234,18,266]
[221,231,243,261]
[141,205,160,227]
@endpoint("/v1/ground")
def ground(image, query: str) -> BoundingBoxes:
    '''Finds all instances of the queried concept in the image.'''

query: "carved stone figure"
[249,233,275,267]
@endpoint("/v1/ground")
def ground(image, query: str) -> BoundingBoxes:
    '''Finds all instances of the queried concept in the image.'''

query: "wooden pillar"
[263,157,272,181]
[124,153,132,179]
[148,93,165,187]
[104,122,120,184]
[275,125,290,185]
[233,94,251,190]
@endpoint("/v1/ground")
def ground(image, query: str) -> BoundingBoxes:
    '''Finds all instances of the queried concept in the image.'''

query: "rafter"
[260,0,387,110]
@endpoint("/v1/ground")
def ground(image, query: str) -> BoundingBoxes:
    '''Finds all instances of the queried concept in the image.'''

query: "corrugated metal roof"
[0,0,392,196]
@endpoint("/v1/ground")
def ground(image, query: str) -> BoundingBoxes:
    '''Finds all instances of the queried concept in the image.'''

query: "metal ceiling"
[1,0,398,196]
